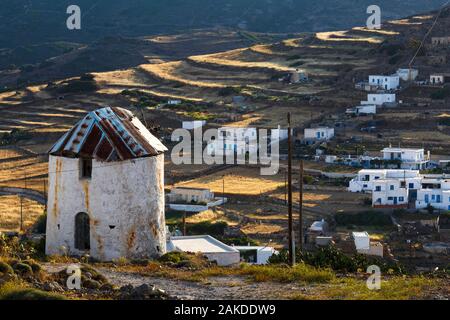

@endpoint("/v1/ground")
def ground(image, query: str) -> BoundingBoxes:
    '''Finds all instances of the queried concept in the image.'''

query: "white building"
[346,104,376,115]
[369,75,400,90]
[233,246,278,265]
[429,74,450,85]
[396,68,419,81]
[46,107,168,261]
[168,187,226,213]
[348,169,421,193]
[207,127,258,157]
[381,147,430,170]
[182,121,206,130]
[362,93,396,106]
[167,235,240,266]
[415,176,450,211]
[372,179,409,208]
[304,127,335,142]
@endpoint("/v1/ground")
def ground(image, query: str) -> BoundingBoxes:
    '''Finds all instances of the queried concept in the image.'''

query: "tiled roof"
[49,107,167,162]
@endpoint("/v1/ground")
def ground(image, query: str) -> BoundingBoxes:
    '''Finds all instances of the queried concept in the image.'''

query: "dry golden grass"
[189,51,294,72]
[0,195,45,232]
[140,62,227,88]
[0,157,48,193]
[352,27,400,36]
[316,31,384,44]
[0,149,23,160]
[173,167,285,196]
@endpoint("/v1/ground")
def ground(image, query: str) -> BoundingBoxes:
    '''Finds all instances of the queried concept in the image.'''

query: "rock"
[100,283,115,292]
[118,283,170,300]
[83,279,101,290]
[42,281,65,292]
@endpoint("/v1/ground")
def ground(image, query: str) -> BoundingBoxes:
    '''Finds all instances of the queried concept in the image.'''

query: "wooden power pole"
[299,159,304,251]
[287,113,295,266]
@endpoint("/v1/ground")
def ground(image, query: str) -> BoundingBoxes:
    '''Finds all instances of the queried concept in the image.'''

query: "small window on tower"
[81,158,92,179]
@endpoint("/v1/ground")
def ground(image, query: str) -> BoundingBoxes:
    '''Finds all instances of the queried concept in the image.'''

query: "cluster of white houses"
[349,169,450,211]
[323,147,430,170]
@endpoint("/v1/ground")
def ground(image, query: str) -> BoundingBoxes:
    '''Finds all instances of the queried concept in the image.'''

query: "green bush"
[335,211,392,227]
[33,213,47,234]
[0,288,66,300]
[186,221,228,236]
[13,263,33,276]
[270,246,403,273]
[158,252,188,264]
[0,262,14,275]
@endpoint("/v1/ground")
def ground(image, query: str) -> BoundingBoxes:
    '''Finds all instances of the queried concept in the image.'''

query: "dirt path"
[98,268,308,300]
[42,263,307,300]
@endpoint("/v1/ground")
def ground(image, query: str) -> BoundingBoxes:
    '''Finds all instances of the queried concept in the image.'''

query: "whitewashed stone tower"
[46,107,168,261]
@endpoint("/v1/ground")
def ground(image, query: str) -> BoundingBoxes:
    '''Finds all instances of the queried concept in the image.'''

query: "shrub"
[218,86,240,96]
[0,262,14,275]
[239,263,334,283]
[335,211,392,227]
[33,213,47,234]
[158,252,188,264]
[185,221,228,236]
[0,287,66,300]
[270,246,403,274]
[13,263,33,276]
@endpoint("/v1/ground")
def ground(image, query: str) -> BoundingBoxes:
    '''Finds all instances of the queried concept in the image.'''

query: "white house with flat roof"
[167,235,240,266]
[415,176,450,211]
[362,93,396,106]
[233,246,278,265]
[381,147,430,170]
[369,75,400,90]
[346,104,376,116]
[207,127,258,157]
[304,127,335,142]
[348,169,421,193]
[396,68,418,81]
[372,179,409,208]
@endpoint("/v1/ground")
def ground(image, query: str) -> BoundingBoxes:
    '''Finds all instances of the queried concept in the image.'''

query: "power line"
[409,1,450,67]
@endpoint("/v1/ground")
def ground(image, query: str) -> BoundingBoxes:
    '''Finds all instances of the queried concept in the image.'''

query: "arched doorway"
[75,212,90,250]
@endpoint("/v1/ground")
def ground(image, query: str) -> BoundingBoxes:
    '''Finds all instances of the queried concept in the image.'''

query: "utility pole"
[284,170,287,205]
[299,159,304,251]
[43,178,47,211]
[287,113,295,266]
[20,196,23,232]
[182,211,187,236]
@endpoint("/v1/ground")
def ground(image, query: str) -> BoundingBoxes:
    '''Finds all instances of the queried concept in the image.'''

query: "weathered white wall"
[46,155,166,261]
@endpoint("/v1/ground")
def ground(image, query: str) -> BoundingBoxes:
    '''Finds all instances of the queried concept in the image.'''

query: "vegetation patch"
[335,211,393,227]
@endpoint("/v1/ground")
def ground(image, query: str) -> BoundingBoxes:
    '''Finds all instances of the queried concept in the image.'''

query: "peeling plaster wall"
[46,155,166,261]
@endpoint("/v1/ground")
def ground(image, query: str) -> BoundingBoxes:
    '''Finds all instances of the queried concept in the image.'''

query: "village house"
[233,245,278,265]
[348,169,421,193]
[430,73,450,85]
[361,93,396,106]
[207,127,258,157]
[368,75,400,90]
[428,55,447,66]
[352,232,384,257]
[290,69,309,83]
[415,176,450,211]
[346,104,376,116]
[46,107,168,261]
[381,147,430,170]
[303,127,335,144]
[396,68,419,81]
[431,36,450,46]
[167,187,226,212]
[167,235,240,266]
[182,120,206,130]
